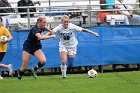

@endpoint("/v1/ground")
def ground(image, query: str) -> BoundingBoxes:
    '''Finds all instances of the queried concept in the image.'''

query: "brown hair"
[36,16,46,25]
[37,16,46,22]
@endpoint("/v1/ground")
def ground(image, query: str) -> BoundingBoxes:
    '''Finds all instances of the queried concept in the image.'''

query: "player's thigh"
[59,46,68,62]
[60,51,68,62]
[34,49,46,63]
[22,51,31,67]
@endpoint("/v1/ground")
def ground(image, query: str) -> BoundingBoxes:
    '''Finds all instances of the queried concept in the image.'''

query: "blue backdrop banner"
[1,25,140,71]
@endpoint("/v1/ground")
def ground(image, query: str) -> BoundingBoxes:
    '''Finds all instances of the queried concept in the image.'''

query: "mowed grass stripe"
[0,71,140,93]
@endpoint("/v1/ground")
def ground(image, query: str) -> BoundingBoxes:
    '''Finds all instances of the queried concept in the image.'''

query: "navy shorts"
[23,41,42,55]
[0,52,6,62]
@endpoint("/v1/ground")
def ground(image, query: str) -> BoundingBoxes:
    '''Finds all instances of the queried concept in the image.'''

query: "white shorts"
[59,46,77,55]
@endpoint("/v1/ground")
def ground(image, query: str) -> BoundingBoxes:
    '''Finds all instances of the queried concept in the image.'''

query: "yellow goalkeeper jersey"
[0,26,10,52]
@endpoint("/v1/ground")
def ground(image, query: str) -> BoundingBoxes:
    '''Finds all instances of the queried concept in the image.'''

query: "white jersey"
[53,23,83,47]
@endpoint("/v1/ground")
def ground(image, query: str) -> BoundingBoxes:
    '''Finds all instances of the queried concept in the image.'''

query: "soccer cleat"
[0,76,4,80]
[62,75,66,78]
[32,68,37,79]
[62,73,66,78]
[8,64,13,76]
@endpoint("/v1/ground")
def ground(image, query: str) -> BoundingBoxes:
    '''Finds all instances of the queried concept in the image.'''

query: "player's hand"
[50,34,56,38]
[0,40,8,44]
[125,14,133,19]
[0,38,8,44]
[93,32,99,37]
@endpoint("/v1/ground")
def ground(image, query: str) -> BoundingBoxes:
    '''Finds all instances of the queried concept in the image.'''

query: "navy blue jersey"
[23,25,46,54]
[25,25,45,46]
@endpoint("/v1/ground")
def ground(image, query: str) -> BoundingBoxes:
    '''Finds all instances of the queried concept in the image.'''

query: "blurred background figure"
[115,0,140,25]
[98,0,116,23]
[0,0,15,13]
[17,0,41,18]
[0,0,15,28]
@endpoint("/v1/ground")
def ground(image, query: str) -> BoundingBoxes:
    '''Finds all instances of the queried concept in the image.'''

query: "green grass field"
[0,71,140,93]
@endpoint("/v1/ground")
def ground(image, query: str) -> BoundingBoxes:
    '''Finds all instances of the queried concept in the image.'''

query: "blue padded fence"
[1,25,140,71]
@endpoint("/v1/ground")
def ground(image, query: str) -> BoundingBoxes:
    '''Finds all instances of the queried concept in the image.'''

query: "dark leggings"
[0,52,6,62]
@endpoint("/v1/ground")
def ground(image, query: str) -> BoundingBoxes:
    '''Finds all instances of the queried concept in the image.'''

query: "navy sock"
[34,62,45,70]
[18,70,24,77]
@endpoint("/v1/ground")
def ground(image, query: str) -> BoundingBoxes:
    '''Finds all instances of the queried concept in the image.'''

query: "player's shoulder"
[58,24,63,27]
[31,25,38,30]
[0,26,9,31]
[54,24,63,30]
[68,23,80,29]
[69,23,75,26]
[69,23,79,27]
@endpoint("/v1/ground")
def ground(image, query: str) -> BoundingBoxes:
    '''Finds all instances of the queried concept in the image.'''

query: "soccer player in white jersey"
[52,15,99,78]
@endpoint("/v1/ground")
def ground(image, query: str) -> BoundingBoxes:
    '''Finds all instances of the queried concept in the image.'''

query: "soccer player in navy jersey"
[17,16,56,80]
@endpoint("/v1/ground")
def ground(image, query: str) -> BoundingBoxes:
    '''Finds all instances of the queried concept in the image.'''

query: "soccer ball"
[0,36,8,43]
[88,69,97,78]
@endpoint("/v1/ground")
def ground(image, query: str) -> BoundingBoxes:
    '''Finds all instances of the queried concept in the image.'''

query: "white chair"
[106,15,125,25]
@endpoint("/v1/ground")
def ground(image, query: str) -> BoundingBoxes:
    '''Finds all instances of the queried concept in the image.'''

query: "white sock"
[60,64,67,77]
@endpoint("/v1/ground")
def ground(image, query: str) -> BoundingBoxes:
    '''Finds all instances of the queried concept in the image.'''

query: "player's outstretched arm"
[7,34,13,42]
[45,26,55,35]
[44,26,56,37]
[82,28,99,37]
[35,33,56,40]
[45,26,51,32]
